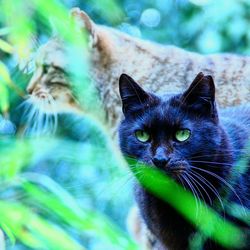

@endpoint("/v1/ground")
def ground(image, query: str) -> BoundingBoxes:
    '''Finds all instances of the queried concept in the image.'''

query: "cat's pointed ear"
[182,72,217,119]
[119,74,151,115]
[70,8,98,46]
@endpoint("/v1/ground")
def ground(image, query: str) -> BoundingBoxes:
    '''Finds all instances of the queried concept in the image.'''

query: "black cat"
[118,72,250,250]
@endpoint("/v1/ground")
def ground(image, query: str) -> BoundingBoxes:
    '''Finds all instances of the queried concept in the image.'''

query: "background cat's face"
[119,73,231,185]
[26,38,81,114]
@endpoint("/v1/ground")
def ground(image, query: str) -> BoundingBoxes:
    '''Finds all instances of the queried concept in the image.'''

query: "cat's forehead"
[35,39,67,69]
[140,95,187,127]
[157,93,183,112]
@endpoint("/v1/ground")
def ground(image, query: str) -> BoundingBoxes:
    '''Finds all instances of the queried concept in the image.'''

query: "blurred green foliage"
[0,0,249,250]
[0,1,137,249]
[67,0,250,54]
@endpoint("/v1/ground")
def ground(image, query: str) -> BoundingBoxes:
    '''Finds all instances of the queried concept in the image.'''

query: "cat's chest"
[135,184,195,250]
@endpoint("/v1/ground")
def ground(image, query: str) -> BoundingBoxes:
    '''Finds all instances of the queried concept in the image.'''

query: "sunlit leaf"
[0,27,11,36]
[0,229,6,250]
[90,0,125,24]
[0,201,86,250]
[21,174,138,250]
[0,224,15,246]
[0,38,13,54]
[0,60,10,112]
[0,83,9,113]
[1,0,35,61]
[0,61,11,84]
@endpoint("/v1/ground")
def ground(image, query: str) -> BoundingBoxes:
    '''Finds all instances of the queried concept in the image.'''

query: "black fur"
[118,73,250,250]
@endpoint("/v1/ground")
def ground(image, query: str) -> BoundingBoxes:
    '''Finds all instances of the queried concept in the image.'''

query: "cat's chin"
[161,169,185,182]
[154,162,189,178]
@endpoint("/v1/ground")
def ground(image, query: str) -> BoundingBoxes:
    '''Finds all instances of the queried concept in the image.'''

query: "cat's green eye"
[175,129,191,142]
[135,130,150,142]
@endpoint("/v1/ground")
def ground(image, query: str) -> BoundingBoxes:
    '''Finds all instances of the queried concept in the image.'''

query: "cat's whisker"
[188,153,248,160]
[101,174,134,201]
[182,173,200,217]
[189,170,216,206]
[188,170,225,217]
[177,175,186,191]
[16,98,32,112]
[187,175,203,212]
[190,160,232,167]
[132,161,149,182]
[43,112,50,134]
[190,165,246,215]
[19,100,35,129]
[47,95,58,134]
[25,102,37,125]
[128,164,146,177]
[52,113,58,134]
[185,172,208,217]
[41,100,51,134]
[25,105,39,135]
[36,105,46,134]
[185,172,210,205]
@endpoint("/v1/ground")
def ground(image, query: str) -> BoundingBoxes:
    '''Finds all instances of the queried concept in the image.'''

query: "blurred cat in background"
[25,8,250,135]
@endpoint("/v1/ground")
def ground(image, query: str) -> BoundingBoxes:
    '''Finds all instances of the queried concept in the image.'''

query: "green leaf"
[0,83,9,113]
[1,0,35,61]
[0,27,11,36]
[91,0,125,24]
[0,140,33,180]
[0,38,13,54]
[0,60,10,112]
[0,201,86,250]
[21,174,138,250]
[0,224,15,246]
[0,229,6,250]
[0,61,11,84]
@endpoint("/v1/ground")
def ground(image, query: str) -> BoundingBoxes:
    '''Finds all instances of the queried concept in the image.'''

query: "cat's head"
[23,9,98,134]
[26,38,81,114]
[21,38,83,135]
[119,73,232,192]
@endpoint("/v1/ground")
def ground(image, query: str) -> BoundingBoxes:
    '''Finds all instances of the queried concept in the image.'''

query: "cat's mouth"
[20,82,82,136]
[27,94,57,114]
[171,166,186,174]
[33,89,49,100]
[164,167,187,181]
[26,85,82,115]
[155,162,190,184]
[152,160,189,176]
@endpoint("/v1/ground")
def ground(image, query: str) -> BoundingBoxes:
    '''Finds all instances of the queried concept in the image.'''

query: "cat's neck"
[135,184,195,250]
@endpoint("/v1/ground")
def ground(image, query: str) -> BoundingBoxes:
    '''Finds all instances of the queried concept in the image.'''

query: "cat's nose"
[152,156,170,168]
[27,86,34,94]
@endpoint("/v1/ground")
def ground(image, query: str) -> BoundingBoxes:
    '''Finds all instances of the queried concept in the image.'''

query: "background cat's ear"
[119,74,151,115]
[182,72,217,119]
[70,8,98,46]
